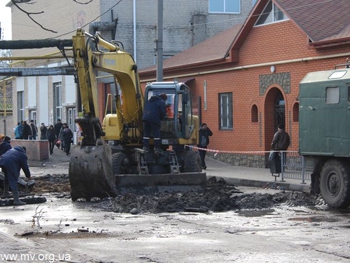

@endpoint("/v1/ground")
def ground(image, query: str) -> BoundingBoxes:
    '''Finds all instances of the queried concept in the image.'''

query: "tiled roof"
[275,0,350,42]
[141,0,350,73]
[141,24,241,72]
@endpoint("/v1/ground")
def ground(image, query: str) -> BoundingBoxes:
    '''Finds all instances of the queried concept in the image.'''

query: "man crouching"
[0,146,32,205]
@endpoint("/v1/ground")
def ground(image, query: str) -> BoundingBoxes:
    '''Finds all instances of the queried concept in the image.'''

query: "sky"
[0,0,12,40]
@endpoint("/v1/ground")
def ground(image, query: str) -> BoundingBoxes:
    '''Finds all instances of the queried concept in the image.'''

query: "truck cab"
[299,67,350,208]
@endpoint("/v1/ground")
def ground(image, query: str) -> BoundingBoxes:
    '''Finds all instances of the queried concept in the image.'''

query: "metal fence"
[279,151,312,184]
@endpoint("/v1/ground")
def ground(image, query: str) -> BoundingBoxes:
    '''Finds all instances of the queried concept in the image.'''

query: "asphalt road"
[0,197,350,263]
[0,147,349,263]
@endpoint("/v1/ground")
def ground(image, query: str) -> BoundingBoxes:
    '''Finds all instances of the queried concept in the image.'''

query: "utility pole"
[156,0,163,81]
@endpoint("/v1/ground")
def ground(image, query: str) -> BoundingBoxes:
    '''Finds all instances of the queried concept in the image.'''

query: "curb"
[212,176,310,192]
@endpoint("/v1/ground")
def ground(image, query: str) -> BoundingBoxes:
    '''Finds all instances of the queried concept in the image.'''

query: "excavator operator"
[142,93,167,154]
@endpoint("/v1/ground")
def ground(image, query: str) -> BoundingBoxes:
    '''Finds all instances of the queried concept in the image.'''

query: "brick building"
[3,0,255,135]
[139,0,350,167]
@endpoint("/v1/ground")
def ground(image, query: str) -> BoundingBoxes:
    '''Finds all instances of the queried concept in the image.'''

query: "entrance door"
[274,91,285,131]
[264,88,286,167]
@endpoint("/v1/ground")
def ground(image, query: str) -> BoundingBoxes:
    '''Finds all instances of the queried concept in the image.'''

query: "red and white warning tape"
[186,145,297,156]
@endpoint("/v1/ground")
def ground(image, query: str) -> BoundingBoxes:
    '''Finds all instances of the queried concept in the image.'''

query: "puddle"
[288,216,339,223]
[237,209,275,217]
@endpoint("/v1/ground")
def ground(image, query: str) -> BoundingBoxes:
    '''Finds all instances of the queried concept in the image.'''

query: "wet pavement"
[0,146,349,263]
[0,196,350,263]
[26,145,310,193]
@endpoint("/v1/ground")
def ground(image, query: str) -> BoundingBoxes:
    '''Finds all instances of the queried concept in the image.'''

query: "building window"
[17,91,24,122]
[209,0,240,14]
[255,0,288,26]
[293,102,299,122]
[67,107,76,130]
[53,82,62,122]
[251,104,258,122]
[29,111,36,124]
[219,92,233,129]
[326,87,339,104]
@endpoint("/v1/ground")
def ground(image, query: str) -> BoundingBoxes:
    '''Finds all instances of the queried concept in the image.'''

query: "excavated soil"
[27,174,71,193]
[15,174,321,214]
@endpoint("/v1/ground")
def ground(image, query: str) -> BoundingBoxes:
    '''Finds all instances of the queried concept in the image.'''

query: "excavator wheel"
[112,152,128,175]
[69,143,117,201]
[182,151,202,172]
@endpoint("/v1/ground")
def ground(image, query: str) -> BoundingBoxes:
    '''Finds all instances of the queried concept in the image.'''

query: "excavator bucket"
[69,144,207,200]
[111,150,207,195]
[69,144,117,201]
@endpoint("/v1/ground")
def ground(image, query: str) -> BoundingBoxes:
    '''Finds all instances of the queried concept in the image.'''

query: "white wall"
[65,76,76,104]
[16,77,24,91]
[39,76,49,125]
[27,76,36,109]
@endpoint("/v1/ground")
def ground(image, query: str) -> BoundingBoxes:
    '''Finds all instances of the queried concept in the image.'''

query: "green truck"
[299,65,350,208]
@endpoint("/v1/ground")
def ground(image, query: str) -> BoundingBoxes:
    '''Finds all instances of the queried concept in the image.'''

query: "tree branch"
[72,0,94,4]
[11,0,57,33]
[10,0,96,34]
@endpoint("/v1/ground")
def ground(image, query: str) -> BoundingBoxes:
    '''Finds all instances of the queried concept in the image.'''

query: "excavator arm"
[72,29,144,146]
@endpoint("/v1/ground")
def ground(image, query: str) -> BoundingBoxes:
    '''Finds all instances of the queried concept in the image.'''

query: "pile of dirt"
[7,175,319,213]
[24,174,71,194]
[112,177,319,213]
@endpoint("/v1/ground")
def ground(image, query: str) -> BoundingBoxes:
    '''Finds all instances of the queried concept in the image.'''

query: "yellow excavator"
[69,29,206,201]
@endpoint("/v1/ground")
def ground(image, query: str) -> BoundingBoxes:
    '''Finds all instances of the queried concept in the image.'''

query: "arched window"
[251,104,258,122]
[293,102,299,122]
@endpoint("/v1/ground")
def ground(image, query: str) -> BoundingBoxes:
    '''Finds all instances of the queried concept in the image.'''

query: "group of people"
[50,119,74,156]
[14,120,38,140]
[14,119,74,156]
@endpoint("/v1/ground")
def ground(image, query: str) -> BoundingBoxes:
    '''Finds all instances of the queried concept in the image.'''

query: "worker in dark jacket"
[197,123,213,170]
[54,119,63,144]
[62,124,73,156]
[0,134,11,156]
[0,146,32,205]
[47,125,56,155]
[22,121,32,140]
[271,124,290,167]
[142,93,167,154]
[271,124,290,151]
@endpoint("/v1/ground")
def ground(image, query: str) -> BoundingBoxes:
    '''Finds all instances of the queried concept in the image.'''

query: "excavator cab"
[144,81,197,146]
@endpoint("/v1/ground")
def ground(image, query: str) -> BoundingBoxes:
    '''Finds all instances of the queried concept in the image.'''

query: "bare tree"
[0,49,12,68]
[10,0,94,33]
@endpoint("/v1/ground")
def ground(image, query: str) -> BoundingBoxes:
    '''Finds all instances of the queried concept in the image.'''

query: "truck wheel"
[183,151,202,172]
[320,159,350,208]
[112,152,128,175]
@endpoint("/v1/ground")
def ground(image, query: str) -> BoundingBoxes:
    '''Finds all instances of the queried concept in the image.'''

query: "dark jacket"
[47,127,56,141]
[198,127,213,148]
[62,127,73,143]
[0,146,31,178]
[54,122,63,138]
[30,123,37,137]
[142,95,166,126]
[0,141,11,156]
[40,125,48,140]
[272,130,290,150]
[22,122,32,139]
